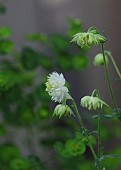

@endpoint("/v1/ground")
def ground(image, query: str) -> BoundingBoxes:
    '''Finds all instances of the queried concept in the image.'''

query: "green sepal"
[88,26,99,34]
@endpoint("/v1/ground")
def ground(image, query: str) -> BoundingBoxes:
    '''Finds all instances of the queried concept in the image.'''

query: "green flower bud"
[71,26,106,48]
[53,104,74,118]
[93,53,108,66]
[71,32,99,48]
[81,93,108,111]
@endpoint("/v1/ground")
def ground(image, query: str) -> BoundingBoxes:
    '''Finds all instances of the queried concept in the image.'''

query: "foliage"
[0,5,90,169]
[1,3,121,170]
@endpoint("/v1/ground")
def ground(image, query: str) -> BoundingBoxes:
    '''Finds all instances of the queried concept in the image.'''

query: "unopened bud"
[80,90,108,110]
[93,53,108,66]
[53,104,74,118]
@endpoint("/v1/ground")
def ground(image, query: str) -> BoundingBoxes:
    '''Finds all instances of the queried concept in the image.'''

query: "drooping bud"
[71,26,106,48]
[53,104,74,118]
[80,90,108,110]
[93,53,108,66]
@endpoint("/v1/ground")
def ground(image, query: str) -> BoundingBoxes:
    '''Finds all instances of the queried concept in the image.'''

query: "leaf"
[65,139,86,156]
[92,114,117,119]
[0,71,17,90]
[72,55,88,70]
[68,18,83,38]
[26,33,47,44]
[0,71,35,91]
[21,47,38,70]
[37,83,51,103]
[0,40,14,54]
[0,27,12,39]
[100,154,121,161]
[112,108,121,121]
[0,3,6,14]
[38,54,53,70]
[56,54,72,70]
[49,34,68,52]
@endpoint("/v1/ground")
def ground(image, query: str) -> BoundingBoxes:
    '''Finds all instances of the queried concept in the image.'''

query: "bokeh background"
[0,0,121,170]
[1,0,121,105]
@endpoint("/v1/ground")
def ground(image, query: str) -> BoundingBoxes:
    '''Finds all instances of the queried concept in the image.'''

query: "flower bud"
[71,32,99,48]
[53,104,74,118]
[71,26,106,48]
[93,53,108,66]
[81,95,108,110]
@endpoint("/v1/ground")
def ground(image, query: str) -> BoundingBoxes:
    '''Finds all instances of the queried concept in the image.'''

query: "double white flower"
[45,72,71,103]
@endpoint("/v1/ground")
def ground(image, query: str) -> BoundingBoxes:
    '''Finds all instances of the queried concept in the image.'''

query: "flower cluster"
[45,72,71,103]
[71,27,106,48]
[81,95,108,110]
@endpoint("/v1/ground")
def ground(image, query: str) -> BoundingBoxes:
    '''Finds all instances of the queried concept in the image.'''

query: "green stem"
[107,51,121,80]
[101,44,119,115]
[98,112,101,170]
[71,99,97,160]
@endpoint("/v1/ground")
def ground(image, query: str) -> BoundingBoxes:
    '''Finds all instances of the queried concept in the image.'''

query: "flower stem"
[71,99,97,161]
[101,44,119,115]
[98,112,101,170]
[106,51,121,80]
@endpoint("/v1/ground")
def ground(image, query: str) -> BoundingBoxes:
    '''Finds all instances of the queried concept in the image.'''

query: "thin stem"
[71,99,97,160]
[101,44,119,115]
[107,51,121,80]
[98,112,101,170]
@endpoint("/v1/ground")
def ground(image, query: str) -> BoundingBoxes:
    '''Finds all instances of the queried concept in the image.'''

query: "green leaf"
[100,154,121,161]
[0,124,6,136]
[0,3,6,14]
[0,71,35,91]
[0,71,17,90]
[0,27,12,39]
[38,54,53,70]
[72,55,88,70]
[37,83,51,103]
[50,34,68,52]
[65,139,86,156]
[18,108,36,126]
[0,40,14,54]
[26,33,47,43]
[0,144,21,163]
[112,108,121,121]
[28,155,45,170]
[9,157,30,170]
[38,106,50,119]
[21,47,38,70]
[68,18,83,38]
[56,54,72,70]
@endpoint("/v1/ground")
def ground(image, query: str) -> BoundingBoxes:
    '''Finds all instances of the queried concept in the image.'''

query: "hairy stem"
[101,44,119,115]
[98,112,101,170]
[107,51,121,80]
[71,99,97,161]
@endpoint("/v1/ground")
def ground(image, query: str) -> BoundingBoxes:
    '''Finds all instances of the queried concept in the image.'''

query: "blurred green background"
[0,1,121,170]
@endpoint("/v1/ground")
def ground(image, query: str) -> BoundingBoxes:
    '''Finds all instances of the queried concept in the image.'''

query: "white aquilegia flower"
[71,26,106,48]
[45,72,72,103]
[80,90,108,110]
